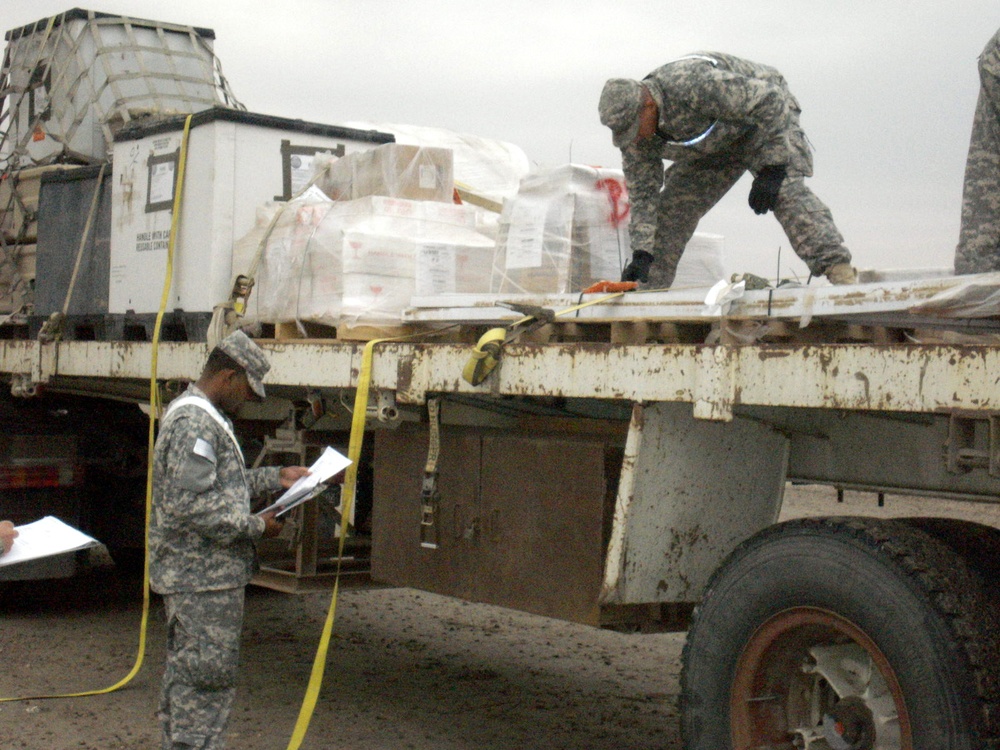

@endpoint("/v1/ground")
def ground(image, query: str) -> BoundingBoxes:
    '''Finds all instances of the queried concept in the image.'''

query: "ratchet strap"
[285,334,398,749]
[419,398,441,549]
[462,292,627,386]
[0,114,194,703]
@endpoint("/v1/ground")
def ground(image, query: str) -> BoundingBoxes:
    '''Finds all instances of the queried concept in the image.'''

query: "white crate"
[108,109,392,315]
[2,9,242,166]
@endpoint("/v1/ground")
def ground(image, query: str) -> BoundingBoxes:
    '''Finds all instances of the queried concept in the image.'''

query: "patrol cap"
[599,78,646,148]
[216,330,269,399]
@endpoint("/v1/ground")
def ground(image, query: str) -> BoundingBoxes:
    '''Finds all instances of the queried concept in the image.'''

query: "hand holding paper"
[257,446,351,518]
[0,516,99,567]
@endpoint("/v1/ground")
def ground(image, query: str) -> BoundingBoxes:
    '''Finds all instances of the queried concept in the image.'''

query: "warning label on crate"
[148,161,176,205]
[135,230,171,253]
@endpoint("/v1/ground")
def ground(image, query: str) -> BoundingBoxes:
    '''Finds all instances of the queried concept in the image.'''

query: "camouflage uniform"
[608,52,851,288]
[955,28,1000,274]
[152,366,281,748]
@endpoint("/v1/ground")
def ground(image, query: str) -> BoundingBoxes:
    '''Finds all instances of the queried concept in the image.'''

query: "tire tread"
[681,515,1000,749]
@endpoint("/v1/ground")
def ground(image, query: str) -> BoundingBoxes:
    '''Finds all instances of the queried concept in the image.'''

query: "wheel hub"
[730,607,911,749]
[821,696,875,750]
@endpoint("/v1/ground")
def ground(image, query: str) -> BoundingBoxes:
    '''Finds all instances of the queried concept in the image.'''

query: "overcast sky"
[6,1,1000,280]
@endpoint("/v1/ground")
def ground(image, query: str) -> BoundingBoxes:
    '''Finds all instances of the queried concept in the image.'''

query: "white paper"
[416,244,457,295]
[148,161,176,205]
[703,278,746,316]
[0,516,100,567]
[257,446,352,518]
[505,199,548,269]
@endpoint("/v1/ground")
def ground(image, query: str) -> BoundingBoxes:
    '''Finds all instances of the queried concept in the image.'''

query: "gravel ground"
[2,486,999,750]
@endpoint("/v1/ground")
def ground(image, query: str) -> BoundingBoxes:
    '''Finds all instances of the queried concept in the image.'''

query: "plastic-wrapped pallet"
[492,165,631,294]
[234,194,494,328]
[340,122,530,207]
[337,123,531,244]
[232,190,343,325]
[313,144,454,203]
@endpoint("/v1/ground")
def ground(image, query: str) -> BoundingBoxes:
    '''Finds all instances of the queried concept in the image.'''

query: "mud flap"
[601,401,788,604]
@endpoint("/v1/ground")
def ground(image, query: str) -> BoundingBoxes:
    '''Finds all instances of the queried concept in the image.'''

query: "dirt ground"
[3,486,1000,750]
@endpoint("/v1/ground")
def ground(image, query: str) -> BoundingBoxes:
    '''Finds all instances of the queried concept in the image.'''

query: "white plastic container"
[108,108,393,315]
[2,9,242,166]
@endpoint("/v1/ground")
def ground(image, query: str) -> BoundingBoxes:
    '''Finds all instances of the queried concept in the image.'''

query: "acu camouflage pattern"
[152,385,282,749]
[216,330,269,399]
[617,52,851,288]
[955,28,1000,274]
[159,588,244,749]
[150,384,282,594]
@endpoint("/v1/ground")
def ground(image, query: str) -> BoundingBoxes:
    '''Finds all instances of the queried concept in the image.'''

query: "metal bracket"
[419,397,441,549]
[945,411,1000,477]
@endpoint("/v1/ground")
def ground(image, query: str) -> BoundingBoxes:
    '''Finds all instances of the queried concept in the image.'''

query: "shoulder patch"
[193,437,216,462]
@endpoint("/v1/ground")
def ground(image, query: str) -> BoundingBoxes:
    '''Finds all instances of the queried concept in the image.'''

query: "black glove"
[748,164,787,215]
[621,251,654,283]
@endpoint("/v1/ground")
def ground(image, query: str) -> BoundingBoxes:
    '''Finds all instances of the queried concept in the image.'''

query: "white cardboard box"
[239,195,495,327]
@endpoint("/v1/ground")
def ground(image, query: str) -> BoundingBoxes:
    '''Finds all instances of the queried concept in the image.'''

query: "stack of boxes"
[314,144,454,203]
[239,143,495,328]
[493,165,630,294]
[237,149,728,331]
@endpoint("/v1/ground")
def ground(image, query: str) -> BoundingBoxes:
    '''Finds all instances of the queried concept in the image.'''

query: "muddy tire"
[680,516,1000,749]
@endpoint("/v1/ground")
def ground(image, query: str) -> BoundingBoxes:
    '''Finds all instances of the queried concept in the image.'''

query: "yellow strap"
[462,292,627,386]
[461,327,506,385]
[517,291,626,326]
[285,335,390,749]
[286,324,462,746]
[286,301,600,741]
[0,114,193,703]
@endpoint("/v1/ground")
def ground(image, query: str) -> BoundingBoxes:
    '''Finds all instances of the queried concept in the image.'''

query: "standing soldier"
[955,28,1000,274]
[150,330,309,749]
[598,52,856,289]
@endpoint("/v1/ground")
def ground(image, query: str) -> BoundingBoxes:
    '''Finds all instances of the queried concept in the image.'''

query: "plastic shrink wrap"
[909,272,1000,318]
[672,232,725,290]
[232,190,341,325]
[234,192,494,328]
[339,122,530,207]
[493,164,726,293]
[313,144,454,203]
[337,123,531,244]
[493,165,631,293]
[0,243,34,315]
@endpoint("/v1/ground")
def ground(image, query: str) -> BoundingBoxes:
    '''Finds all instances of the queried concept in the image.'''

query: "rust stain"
[756,349,792,360]
[396,355,414,394]
[854,372,871,403]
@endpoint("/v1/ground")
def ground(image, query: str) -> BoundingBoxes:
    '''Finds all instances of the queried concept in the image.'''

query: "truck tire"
[680,516,1000,750]
[899,517,1000,588]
